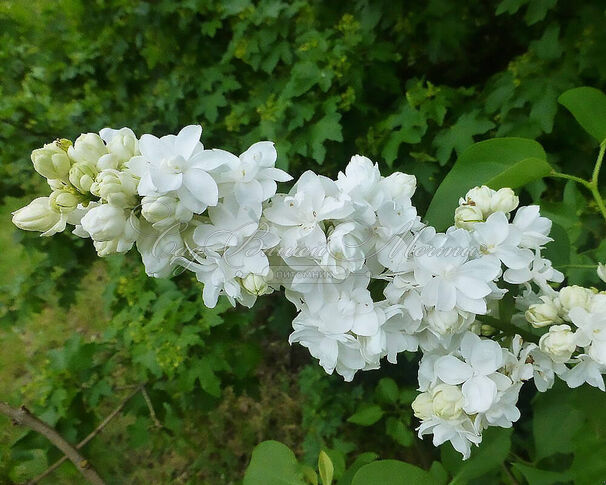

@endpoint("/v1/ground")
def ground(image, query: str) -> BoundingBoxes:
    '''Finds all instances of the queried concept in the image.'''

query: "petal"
[436,355,474,384]
[139,134,169,162]
[176,125,202,159]
[462,375,497,414]
[470,339,503,375]
[190,148,238,171]
[240,141,277,167]
[183,169,219,207]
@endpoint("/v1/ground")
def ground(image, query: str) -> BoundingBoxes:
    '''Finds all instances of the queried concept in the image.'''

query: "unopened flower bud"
[49,188,83,214]
[558,285,593,313]
[242,272,272,296]
[426,309,468,335]
[69,162,98,193]
[431,384,464,420]
[31,140,72,181]
[81,204,130,241]
[454,205,484,230]
[462,186,493,215]
[381,172,416,200]
[12,197,64,236]
[411,392,433,420]
[90,169,138,208]
[539,324,576,363]
[490,187,519,214]
[525,296,562,328]
[68,133,107,167]
[141,195,193,227]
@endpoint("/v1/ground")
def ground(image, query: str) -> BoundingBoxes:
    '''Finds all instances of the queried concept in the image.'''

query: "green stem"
[549,171,592,189]
[548,142,606,222]
[555,264,598,269]
[477,316,539,344]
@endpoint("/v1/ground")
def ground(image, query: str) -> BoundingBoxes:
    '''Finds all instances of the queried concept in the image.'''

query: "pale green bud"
[462,186,493,216]
[141,195,193,227]
[490,187,519,214]
[12,197,65,236]
[411,392,433,420]
[539,324,576,363]
[558,285,593,313]
[67,133,107,168]
[454,205,484,230]
[49,188,83,214]
[90,169,138,208]
[69,162,98,193]
[525,296,562,328]
[31,139,72,181]
[431,384,464,420]
[242,272,272,296]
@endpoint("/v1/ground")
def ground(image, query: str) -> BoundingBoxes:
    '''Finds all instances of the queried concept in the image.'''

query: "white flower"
[380,171,416,202]
[504,250,564,292]
[414,229,500,314]
[128,125,226,213]
[490,188,519,214]
[320,222,365,278]
[192,197,259,251]
[512,205,552,249]
[215,141,292,217]
[12,197,66,236]
[336,155,384,223]
[525,296,562,328]
[80,204,139,255]
[31,140,72,181]
[289,308,366,381]
[434,332,504,414]
[136,221,184,278]
[264,171,353,250]
[528,348,564,392]
[454,205,484,230]
[560,354,605,391]
[568,306,606,365]
[472,212,533,271]
[538,324,576,364]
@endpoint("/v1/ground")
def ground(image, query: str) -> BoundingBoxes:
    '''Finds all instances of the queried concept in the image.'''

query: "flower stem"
[548,142,606,222]
[477,316,539,344]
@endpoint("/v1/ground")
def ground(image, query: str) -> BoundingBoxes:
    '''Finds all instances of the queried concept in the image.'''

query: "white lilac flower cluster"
[12,125,606,459]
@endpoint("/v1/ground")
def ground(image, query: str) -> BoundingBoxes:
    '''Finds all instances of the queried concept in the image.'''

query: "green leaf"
[375,378,399,405]
[351,460,436,485]
[443,428,512,483]
[338,453,378,485]
[385,417,413,447]
[244,441,306,485]
[558,87,606,143]
[426,137,550,229]
[319,451,334,485]
[433,110,495,165]
[511,463,571,485]
[347,405,384,426]
[533,390,584,460]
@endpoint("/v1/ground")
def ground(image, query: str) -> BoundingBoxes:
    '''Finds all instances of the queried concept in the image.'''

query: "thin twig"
[27,385,142,484]
[141,385,162,429]
[0,402,105,485]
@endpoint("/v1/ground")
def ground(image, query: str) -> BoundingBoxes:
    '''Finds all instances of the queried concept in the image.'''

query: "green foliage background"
[1,0,606,483]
